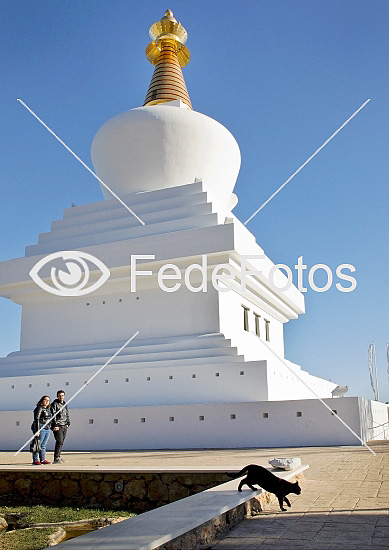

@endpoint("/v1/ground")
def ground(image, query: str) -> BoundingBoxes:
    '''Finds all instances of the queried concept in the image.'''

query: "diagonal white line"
[259,337,376,455]
[244,99,371,225]
[17,99,145,226]
[13,330,139,457]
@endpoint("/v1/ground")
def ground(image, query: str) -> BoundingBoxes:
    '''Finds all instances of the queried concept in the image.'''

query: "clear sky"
[1,1,388,402]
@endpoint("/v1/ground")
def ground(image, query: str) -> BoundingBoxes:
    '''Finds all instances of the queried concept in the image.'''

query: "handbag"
[29,437,42,454]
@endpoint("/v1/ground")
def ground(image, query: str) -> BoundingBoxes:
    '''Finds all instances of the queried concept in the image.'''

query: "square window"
[141,418,146,423]
[230,414,236,420]
[169,416,174,422]
[125,378,129,382]
[263,413,269,418]
[113,419,119,424]
[169,375,173,380]
[66,382,69,386]
[105,380,109,383]
[199,415,204,421]
[240,371,244,375]
[86,303,90,306]
[29,384,32,388]
[192,374,196,378]
[215,372,220,377]
[46,383,50,387]
[242,305,250,331]
[254,313,261,337]
[147,376,151,381]
[11,385,14,389]
[296,412,302,417]
[16,421,20,426]
[89,419,94,424]
[119,298,122,302]
[265,319,270,342]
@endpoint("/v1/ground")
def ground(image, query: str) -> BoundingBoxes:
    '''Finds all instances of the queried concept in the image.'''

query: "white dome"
[91,102,241,210]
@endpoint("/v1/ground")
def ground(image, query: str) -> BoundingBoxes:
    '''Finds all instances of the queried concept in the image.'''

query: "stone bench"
[49,465,308,550]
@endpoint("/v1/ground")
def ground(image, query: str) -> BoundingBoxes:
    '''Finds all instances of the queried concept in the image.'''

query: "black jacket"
[32,406,52,433]
[50,399,70,429]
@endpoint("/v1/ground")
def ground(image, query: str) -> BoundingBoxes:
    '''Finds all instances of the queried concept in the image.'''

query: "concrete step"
[0,354,246,378]
[52,191,209,230]
[6,333,233,361]
[0,346,241,372]
[62,181,204,220]
[39,202,213,243]
[25,213,218,256]
[1,346,239,367]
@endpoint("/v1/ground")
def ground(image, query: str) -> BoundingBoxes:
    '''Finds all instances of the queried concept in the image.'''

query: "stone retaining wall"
[0,472,230,512]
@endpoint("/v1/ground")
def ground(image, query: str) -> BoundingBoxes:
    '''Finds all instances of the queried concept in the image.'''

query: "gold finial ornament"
[161,9,176,22]
[143,10,192,109]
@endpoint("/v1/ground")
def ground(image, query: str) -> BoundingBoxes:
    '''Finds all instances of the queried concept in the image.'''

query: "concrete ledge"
[52,465,308,550]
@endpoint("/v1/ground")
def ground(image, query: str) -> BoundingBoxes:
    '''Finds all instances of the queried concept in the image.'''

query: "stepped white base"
[0,332,337,410]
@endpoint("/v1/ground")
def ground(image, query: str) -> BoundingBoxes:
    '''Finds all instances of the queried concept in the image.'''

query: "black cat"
[229,464,301,511]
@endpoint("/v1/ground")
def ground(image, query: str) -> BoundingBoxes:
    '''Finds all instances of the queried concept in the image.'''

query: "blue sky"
[1,1,388,402]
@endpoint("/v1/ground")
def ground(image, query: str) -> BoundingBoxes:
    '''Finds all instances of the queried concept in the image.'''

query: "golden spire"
[143,10,192,109]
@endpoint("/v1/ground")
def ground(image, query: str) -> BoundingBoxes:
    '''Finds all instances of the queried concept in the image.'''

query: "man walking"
[51,390,70,464]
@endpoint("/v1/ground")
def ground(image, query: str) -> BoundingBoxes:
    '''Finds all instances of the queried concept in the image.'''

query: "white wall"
[217,289,336,401]
[266,361,337,400]
[1,398,387,451]
[0,361,269,410]
[20,286,220,349]
[359,398,389,442]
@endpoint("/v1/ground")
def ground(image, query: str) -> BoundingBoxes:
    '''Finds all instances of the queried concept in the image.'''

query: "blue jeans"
[33,427,50,462]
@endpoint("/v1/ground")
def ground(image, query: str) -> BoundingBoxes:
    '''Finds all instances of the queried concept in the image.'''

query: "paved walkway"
[1,442,388,548]
[0,443,385,472]
[210,441,389,550]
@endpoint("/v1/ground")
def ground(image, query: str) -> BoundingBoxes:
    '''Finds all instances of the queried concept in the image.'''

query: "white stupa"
[0,11,387,449]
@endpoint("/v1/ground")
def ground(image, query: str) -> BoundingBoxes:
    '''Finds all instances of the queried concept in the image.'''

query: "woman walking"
[32,396,52,465]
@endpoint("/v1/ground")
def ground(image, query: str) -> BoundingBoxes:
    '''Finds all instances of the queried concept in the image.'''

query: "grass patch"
[0,504,134,524]
[0,505,136,550]
[0,527,58,550]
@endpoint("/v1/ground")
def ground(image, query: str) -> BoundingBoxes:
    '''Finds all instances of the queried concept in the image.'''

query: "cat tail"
[225,465,251,479]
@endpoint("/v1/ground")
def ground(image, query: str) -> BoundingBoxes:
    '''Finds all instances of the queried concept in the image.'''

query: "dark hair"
[57,390,65,397]
[37,395,50,407]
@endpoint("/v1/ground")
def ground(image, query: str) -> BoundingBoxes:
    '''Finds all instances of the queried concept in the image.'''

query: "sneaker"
[59,458,67,463]
[33,461,41,465]
[41,460,51,464]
